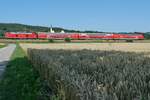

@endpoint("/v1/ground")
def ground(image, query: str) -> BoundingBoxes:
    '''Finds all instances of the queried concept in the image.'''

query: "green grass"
[0,44,41,100]
[0,44,6,48]
[0,39,148,43]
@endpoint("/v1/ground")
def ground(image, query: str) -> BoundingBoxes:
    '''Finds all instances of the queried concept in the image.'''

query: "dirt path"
[0,44,16,78]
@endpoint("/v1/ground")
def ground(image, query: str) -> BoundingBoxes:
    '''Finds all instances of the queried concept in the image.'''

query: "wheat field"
[28,48,150,100]
[20,43,150,52]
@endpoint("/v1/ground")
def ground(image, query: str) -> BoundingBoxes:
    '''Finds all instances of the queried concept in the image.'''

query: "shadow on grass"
[0,57,41,100]
[0,61,8,78]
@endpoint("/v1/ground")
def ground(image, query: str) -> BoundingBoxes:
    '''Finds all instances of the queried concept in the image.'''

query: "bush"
[0,30,5,38]
[28,49,150,100]
[144,33,150,39]
[48,39,54,43]
[126,40,133,42]
[64,38,71,42]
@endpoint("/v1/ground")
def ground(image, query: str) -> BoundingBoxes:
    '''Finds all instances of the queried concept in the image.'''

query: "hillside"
[0,23,65,32]
[0,23,101,33]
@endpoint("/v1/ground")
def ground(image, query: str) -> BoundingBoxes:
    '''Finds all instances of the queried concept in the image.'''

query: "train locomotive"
[5,32,144,40]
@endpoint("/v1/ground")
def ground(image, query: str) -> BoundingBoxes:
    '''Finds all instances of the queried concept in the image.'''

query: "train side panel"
[38,33,48,39]
[5,32,145,40]
[5,32,37,39]
[46,33,79,39]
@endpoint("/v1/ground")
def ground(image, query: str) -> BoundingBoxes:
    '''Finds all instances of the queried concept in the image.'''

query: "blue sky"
[0,0,149,32]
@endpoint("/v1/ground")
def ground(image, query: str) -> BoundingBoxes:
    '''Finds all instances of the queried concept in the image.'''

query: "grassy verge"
[0,44,41,100]
[0,39,148,43]
[0,44,6,48]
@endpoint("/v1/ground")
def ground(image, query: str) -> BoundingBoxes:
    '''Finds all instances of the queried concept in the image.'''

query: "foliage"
[0,44,41,100]
[28,49,150,100]
[64,38,71,42]
[0,30,5,38]
[144,33,150,39]
[126,40,133,42]
[48,39,54,43]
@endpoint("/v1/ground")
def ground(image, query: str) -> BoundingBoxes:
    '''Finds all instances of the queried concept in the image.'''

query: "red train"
[5,32,144,40]
[5,32,37,39]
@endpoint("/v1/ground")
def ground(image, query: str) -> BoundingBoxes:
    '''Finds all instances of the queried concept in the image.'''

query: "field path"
[0,44,16,78]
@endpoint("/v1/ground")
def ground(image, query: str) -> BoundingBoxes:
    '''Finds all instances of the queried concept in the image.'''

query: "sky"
[0,0,149,32]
